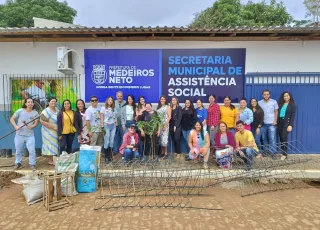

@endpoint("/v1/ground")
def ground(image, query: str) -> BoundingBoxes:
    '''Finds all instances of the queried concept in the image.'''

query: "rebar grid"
[94,140,316,210]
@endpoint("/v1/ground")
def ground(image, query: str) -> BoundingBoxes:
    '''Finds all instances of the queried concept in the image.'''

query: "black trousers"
[169,126,181,154]
[278,119,289,155]
[142,134,160,157]
[59,133,75,155]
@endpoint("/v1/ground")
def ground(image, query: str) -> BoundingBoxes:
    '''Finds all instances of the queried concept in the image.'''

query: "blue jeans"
[182,129,191,153]
[208,125,219,146]
[236,147,257,167]
[261,124,277,154]
[104,123,116,149]
[113,125,124,153]
[252,128,262,150]
[124,148,140,163]
[14,134,36,166]
[229,128,236,136]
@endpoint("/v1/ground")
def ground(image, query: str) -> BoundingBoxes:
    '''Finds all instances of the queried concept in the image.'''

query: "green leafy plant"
[137,112,164,136]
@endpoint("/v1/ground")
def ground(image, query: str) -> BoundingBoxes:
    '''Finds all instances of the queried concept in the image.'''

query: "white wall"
[0,40,319,109]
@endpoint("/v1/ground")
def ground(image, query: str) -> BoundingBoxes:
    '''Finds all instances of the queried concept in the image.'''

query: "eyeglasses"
[91,99,98,102]
[40,82,44,85]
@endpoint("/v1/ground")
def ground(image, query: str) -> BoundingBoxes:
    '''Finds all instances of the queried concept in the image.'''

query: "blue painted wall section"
[245,73,320,153]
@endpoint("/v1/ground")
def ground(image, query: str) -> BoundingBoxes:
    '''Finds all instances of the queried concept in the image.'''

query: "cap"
[130,123,137,128]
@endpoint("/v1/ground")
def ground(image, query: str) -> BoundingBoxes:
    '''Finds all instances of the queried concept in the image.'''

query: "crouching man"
[235,120,262,171]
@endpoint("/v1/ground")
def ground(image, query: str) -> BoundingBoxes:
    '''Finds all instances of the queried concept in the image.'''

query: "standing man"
[10,98,39,170]
[85,95,103,146]
[258,90,279,156]
[113,91,126,154]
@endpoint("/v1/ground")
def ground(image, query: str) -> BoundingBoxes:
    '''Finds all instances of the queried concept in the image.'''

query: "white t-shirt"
[85,106,102,133]
[126,106,134,121]
[26,85,46,102]
[130,135,135,145]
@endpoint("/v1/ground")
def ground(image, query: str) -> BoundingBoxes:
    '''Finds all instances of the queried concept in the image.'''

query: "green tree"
[189,0,293,28]
[304,0,320,22]
[0,0,77,27]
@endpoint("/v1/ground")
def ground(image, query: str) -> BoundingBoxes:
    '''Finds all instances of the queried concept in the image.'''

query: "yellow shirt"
[235,130,259,152]
[220,106,239,128]
[62,110,75,134]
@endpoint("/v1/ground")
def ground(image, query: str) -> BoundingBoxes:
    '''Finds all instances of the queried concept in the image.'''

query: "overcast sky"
[0,0,306,27]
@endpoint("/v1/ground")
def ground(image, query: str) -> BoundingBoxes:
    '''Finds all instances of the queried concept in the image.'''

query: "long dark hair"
[22,98,35,110]
[224,96,235,110]
[125,94,136,117]
[278,91,295,108]
[184,99,195,110]
[137,96,145,111]
[194,121,204,140]
[76,99,86,112]
[61,99,72,112]
[248,98,263,112]
[157,95,168,110]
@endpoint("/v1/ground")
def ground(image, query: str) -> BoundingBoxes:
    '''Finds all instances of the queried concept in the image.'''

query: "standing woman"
[121,95,136,133]
[196,99,208,131]
[135,96,146,119]
[277,91,296,160]
[76,99,90,145]
[169,96,182,158]
[57,100,82,155]
[181,99,197,153]
[157,95,171,158]
[40,98,59,165]
[207,94,220,146]
[248,98,264,150]
[220,96,239,135]
[100,96,117,162]
[10,98,39,169]
[239,98,253,131]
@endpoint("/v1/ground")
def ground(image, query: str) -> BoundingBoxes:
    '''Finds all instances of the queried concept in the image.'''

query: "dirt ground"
[0,181,319,230]
[0,171,22,189]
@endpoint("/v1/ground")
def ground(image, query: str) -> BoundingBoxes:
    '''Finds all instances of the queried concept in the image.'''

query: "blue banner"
[85,49,245,103]
[162,49,246,103]
[85,49,161,102]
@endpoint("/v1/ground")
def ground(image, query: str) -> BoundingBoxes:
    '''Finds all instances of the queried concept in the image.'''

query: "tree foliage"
[0,0,77,27]
[189,0,293,28]
[304,0,320,21]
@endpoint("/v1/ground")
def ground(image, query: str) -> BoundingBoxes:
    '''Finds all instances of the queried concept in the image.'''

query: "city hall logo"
[91,65,107,85]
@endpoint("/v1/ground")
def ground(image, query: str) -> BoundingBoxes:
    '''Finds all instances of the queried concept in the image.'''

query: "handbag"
[64,111,77,133]
[215,148,233,169]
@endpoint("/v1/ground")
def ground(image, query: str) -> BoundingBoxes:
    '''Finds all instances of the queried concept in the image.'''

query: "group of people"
[9,89,296,170]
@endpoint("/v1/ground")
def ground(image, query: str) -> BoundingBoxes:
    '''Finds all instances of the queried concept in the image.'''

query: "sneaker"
[280,155,287,161]
[203,163,208,169]
[14,163,22,170]
[30,165,36,170]
[176,154,180,159]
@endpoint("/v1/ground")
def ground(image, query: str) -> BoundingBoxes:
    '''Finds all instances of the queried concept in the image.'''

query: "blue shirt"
[196,108,208,123]
[280,104,288,118]
[240,107,253,125]
[258,99,279,124]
